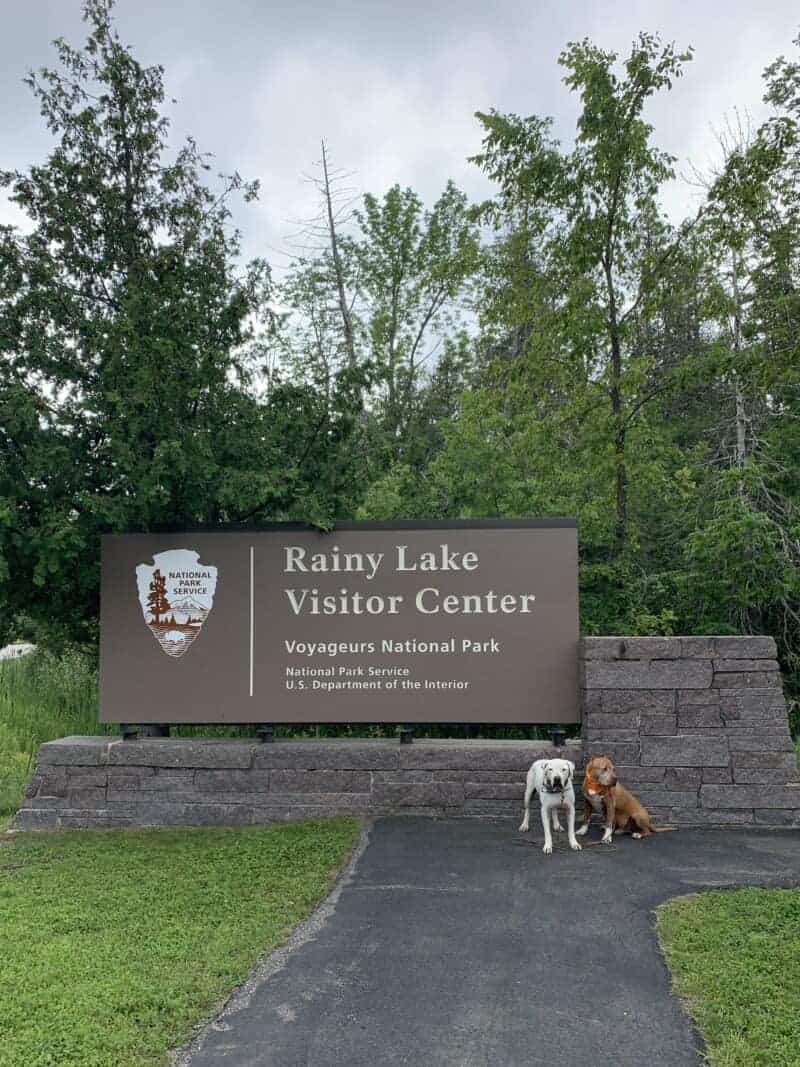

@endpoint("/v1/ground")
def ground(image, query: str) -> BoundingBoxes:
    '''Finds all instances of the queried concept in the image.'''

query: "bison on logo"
[135,549,218,658]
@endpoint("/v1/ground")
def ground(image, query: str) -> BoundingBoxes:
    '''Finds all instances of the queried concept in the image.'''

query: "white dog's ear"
[566,760,575,774]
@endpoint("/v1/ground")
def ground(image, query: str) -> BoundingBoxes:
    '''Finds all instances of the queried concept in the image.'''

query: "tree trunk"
[320,140,357,367]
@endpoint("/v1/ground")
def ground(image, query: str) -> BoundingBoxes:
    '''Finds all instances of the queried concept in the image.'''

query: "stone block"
[713,659,779,673]
[636,788,698,810]
[719,689,785,711]
[11,809,60,830]
[713,636,777,659]
[464,782,524,800]
[753,809,800,827]
[435,770,528,783]
[732,765,798,784]
[108,739,255,769]
[619,637,683,659]
[195,770,268,792]
[398,742,561,771]
[700,783,800,808]
[269,770,371,794]
[33,773,68,797]
[64,772,109,790]
[585,711,638,731]
[585,741,640,765]
[54,787,106,808]
[702,766,733,784]
[726,729,793,753]
[678,689,720,706]
[672,808,754,826]
[677,707,723,730]
[664,767,702,790]
[600,690,675,714]
[139,772,197,789]
[253,741,399,770]
[585,659,712,690]
[105,765,156,778]
[641,734,729,767]
[712,672,781,690]
[681,638,715,658]
[582,637,625,659]
[731,751,798,769]
[640,715,677,735]
[59,813,136,829]
[611,765,666,784]
[371,770,435,784]
[371,781,465,808]
[721,707,789,729]
[463,799,519,816]
[232,791,373,810]
[38,736,110,766]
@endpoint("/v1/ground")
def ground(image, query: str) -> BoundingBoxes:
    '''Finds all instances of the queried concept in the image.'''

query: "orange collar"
[583,776,615,797]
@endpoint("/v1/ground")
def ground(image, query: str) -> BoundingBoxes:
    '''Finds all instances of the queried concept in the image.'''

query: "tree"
[470,33,696,554]
[0,0,271,643]
[146,571,169,625]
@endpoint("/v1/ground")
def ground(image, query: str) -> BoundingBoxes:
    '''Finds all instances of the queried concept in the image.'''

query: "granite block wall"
[582,636,800,828]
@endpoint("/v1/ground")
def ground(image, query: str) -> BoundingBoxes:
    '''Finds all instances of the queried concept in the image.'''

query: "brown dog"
[576,755,666,843]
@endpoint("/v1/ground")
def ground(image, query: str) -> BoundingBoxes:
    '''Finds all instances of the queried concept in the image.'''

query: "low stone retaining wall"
[12,636,800,831]
[13,738,574,830]
[582,635,800,828]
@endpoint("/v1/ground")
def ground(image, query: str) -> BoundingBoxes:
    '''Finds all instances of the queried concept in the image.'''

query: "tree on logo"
[147,570,170,625]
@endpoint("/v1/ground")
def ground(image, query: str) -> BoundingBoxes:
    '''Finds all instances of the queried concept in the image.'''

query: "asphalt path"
[181,819,800,1067]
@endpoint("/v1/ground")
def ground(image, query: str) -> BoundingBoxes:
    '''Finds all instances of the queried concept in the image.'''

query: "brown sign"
[100,521,579,724]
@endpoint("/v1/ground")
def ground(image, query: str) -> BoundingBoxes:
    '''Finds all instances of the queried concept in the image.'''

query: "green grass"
[657,888,800,1067]
[0,650,109,815]
[0,819,359,1067]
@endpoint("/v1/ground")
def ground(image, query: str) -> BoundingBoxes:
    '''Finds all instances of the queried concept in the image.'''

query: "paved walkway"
[181,820,800,1067]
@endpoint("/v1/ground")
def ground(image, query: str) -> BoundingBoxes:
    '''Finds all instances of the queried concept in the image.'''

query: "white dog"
[518,758,581,855]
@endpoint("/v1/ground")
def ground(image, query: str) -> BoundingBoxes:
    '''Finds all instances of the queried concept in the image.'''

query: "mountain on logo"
[169,596,210,618]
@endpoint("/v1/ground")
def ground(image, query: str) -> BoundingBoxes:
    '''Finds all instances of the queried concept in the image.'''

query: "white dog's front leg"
[566,799,581,851]
[519,779,534,832]
[541,802,553,854]
[551,807,563,832]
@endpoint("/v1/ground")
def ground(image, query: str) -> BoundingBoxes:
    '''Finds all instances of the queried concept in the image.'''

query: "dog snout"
[610,776,618,786]
[552,776,562,788]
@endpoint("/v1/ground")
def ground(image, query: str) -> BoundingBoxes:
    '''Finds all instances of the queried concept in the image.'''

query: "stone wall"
[582,635,800,828]
[13,738,577,830]
[12,635,799,831]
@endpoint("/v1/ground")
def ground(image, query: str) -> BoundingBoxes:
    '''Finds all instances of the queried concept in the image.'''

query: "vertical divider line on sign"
[249,544,254,697]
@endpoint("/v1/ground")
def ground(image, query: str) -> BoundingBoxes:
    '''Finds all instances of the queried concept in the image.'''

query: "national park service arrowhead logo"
[135,549,218,658]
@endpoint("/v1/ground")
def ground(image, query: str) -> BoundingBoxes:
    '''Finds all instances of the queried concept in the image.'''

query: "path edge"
[171,818,373,1066]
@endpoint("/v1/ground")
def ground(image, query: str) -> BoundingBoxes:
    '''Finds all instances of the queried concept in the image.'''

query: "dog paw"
[542,842,553,855]
[632,832,642,839]
[575,824,589,836]
[601,832,613,844]
[518,821,529,833]
[569,839,582,851]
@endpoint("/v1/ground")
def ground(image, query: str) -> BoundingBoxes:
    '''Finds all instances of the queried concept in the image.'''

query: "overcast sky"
[2,1,797,271]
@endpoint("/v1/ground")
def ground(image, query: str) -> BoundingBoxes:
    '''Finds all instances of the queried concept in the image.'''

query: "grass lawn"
[657,888,800,1067]
[0,819,359,1067]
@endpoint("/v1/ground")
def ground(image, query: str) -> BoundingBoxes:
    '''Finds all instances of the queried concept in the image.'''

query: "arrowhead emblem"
[135,549,218,658]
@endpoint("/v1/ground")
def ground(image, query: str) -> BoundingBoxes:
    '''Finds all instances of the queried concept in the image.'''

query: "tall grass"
[0,650,111,815]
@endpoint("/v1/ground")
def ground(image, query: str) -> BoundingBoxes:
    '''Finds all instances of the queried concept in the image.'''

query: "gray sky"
[1,0,797,270]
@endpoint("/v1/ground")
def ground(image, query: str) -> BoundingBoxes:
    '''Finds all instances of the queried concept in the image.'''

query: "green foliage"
[0,820,359,1066]
[0,650,105,814]
[1,6,799,707]
[657,889,800,1067]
